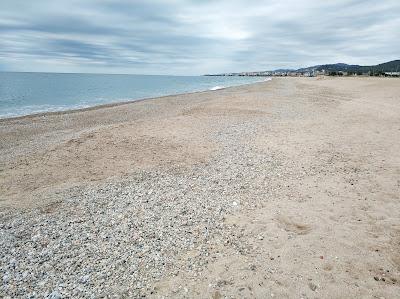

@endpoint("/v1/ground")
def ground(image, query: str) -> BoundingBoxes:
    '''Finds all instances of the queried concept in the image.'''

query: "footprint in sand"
[276,214,311,235]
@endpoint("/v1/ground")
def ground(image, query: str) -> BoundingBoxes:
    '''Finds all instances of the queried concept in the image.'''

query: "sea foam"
[209,86,224,91]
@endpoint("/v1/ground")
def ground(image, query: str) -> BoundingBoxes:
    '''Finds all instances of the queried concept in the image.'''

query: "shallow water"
[0,72,267,118]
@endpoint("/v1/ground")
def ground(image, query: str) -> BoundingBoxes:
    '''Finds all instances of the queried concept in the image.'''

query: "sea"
[0,72,268,119]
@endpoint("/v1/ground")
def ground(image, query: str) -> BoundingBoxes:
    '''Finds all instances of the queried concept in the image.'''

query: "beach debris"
[308,282,318,291]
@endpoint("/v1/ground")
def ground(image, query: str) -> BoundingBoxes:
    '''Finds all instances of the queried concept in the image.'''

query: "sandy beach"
[1,77,399,298]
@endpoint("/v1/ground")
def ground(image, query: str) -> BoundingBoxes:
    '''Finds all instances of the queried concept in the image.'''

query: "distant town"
[206,60,400,77]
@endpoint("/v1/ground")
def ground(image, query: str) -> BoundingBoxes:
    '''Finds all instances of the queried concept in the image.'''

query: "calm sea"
[0,72,267,118]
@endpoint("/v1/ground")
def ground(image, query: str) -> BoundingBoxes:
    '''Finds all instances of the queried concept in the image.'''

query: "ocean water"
[0,72,267,118]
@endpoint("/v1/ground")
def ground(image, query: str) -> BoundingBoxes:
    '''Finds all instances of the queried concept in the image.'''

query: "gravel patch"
[1,117,285,298]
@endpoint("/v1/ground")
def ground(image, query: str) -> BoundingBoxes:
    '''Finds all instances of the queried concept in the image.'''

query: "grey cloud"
[0,0,399,74]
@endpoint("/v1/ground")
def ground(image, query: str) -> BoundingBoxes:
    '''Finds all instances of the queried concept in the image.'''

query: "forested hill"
[297,60,400,73]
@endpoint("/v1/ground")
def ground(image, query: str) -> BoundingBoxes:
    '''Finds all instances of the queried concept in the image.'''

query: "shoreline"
[2,75,392,122]
[0,78,268,122]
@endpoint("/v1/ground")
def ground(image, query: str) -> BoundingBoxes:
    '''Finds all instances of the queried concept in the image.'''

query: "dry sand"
[0,77,399,298]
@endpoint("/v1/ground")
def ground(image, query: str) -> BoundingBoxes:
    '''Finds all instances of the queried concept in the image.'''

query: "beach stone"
[48,290,62,299]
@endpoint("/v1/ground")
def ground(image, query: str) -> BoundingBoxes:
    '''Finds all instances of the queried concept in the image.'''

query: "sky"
[0,0,399,75]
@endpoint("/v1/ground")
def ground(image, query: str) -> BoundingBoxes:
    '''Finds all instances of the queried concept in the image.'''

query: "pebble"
[48,291,62,299]
[0,119,298,297]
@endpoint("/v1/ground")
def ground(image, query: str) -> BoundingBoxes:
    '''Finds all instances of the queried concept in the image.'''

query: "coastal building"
[385,72,400,76]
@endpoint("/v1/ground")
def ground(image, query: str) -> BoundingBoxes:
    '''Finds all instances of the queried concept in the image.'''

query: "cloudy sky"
[1,0,399,75]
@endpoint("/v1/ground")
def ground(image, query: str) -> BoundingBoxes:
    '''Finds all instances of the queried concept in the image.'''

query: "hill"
[296,60,400,74]
[205,60,400,76]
